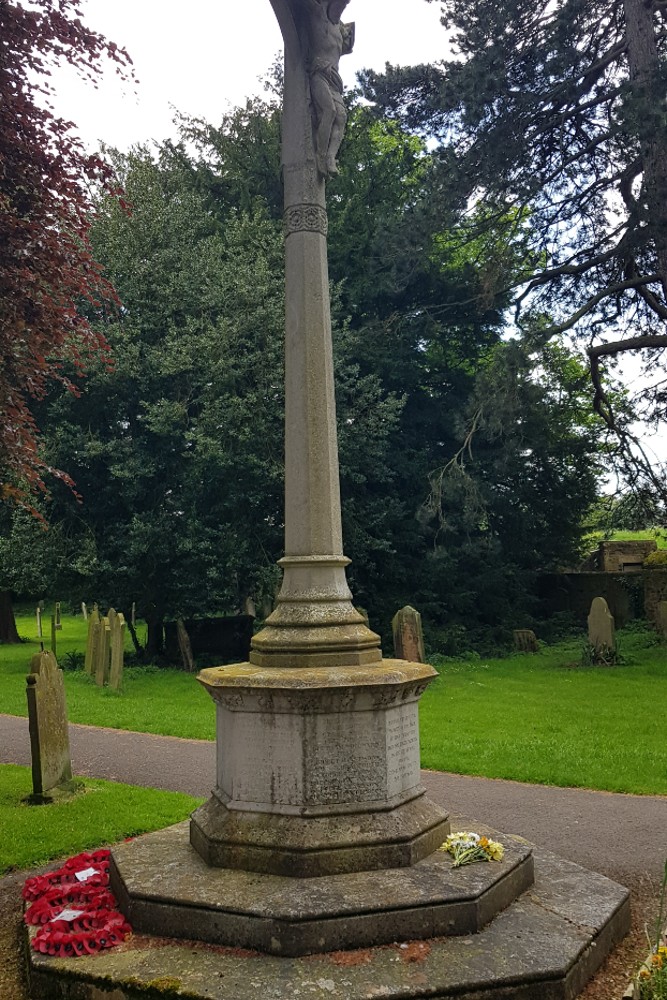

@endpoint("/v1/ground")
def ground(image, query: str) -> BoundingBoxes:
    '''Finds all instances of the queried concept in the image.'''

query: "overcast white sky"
[52,0,449,150]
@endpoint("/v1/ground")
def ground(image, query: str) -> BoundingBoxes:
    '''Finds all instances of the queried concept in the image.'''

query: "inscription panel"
[385,706,421,799]
[303,712,386,806]
[218,707,302,808]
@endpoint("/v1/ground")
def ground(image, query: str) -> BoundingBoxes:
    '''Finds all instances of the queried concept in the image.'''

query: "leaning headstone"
[392,605,426,663]
[81,601,88,621]
[50,614,57,657]
[243,597,256,618]
[95,616,111,687]
[588,597,615,654]
[656,601,667,639]
[84,605,101,675]
[26,650,75,802]
[36,606,42,639]
[513,629,539,653]
[54,601,62,630]
[131,602,136,627]
[176,618,195,673]
[108,609,126,691]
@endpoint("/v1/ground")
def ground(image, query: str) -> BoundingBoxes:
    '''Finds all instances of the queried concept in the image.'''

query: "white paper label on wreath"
[54,907,86,922]
[74,867,99,882]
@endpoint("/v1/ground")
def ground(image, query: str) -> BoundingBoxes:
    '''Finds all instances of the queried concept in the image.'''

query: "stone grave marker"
[176,618,195,672]
[55,601,62,630]
[108,609,126,691]
[392,605,426,663]
[50,614,57,656]
[588,596,616,653]
[657,600,667,639]
[95,615,111,687]
[84,605,101,675]
[81,601,88,621]
[26,650,75,802]
[513,629,539,653]
[36,606,42,638]
[131,602,136,627]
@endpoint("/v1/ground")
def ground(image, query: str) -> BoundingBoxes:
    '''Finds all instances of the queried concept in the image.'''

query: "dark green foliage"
[19,89,608,650]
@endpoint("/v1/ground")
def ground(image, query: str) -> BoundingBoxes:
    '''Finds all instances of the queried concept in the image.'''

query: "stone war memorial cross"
[91,5,630,997]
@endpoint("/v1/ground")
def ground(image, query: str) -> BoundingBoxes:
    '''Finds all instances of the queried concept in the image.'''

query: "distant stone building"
[597,540,657,572]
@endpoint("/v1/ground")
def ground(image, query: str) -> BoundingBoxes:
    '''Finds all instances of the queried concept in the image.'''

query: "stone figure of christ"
[302,0,355,177]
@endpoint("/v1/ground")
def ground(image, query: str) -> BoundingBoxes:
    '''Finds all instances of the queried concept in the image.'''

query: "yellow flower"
[486,840,505,862]
[479,837,489,848]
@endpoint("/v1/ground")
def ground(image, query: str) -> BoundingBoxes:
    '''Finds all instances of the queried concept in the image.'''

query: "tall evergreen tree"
[361,0,667,499]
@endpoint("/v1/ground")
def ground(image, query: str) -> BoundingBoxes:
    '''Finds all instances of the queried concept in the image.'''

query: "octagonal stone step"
[109,821,534,955]
[27,837,630,1000]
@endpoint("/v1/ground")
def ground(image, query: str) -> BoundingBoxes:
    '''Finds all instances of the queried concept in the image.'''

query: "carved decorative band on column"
[284,204,328,237]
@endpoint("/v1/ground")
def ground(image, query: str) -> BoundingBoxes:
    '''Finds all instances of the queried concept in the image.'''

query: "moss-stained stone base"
[28,835,630,1000]
[190,791,449,877]
[110,822,533,955]
[193,659,449,877]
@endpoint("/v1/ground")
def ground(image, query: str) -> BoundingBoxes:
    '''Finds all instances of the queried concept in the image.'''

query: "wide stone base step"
[108,821,535,955]
[27,826,630,1000]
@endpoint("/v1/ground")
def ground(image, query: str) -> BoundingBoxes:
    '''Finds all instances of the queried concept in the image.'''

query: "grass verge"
[0,763,202,874]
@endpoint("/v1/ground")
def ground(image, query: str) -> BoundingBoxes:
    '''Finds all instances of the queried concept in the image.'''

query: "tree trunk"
[623,0,667,298]
[124,614,144,658]
[145,613,164,658]
[0,590,20,643]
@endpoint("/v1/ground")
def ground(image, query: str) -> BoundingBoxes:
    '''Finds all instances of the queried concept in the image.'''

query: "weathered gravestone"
[513,629,539,653]
[392,605,426,663]
[35,606,42,638]
[656,600,667,639]
[176,619,195,672]
[55,601,62,630]
[81,601,88,621]
[108,608,126,691]
[95,614,111,687]
[588,596,616,654]
[26,650,75,803]
[50,614,57,657]
[84,604,101,676]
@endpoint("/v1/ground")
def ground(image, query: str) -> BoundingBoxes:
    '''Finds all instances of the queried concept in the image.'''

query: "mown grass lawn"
[0,607,214,739]
[0,763,202,874]
[421,632,667,795]
[2,608,666,795]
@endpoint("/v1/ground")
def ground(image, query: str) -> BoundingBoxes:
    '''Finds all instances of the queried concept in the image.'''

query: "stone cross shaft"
[251,0,380,667]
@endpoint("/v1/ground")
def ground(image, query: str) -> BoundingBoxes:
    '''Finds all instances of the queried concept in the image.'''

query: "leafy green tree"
[39,146,402,654]
[25,90,608,655]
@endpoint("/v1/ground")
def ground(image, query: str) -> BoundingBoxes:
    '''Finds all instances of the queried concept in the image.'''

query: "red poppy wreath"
[23,849,132,957]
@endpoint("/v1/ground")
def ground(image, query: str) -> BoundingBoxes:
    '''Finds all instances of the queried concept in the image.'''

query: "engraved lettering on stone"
[385,708,420,798]
[304,713,386,805]
[284,204,328,236]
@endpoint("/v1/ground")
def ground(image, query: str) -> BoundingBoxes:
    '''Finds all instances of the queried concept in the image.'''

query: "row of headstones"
[84,606,126,690]
[392,596,667,663]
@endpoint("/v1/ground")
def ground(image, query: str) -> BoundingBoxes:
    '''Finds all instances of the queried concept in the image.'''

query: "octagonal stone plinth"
[111,821,534,955]
[190,660,449,876]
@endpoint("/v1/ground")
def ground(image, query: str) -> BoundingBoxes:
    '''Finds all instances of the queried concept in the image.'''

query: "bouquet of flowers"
[438,831,504,868]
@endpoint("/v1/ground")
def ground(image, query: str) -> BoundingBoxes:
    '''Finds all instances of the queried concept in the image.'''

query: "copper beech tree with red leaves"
[0,0,132,503]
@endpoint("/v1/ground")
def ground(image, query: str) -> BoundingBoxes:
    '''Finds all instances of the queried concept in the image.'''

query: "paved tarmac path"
[2,712,666,886]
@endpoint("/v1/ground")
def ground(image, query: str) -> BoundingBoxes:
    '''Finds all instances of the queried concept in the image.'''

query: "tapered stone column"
[250,0,380,667]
